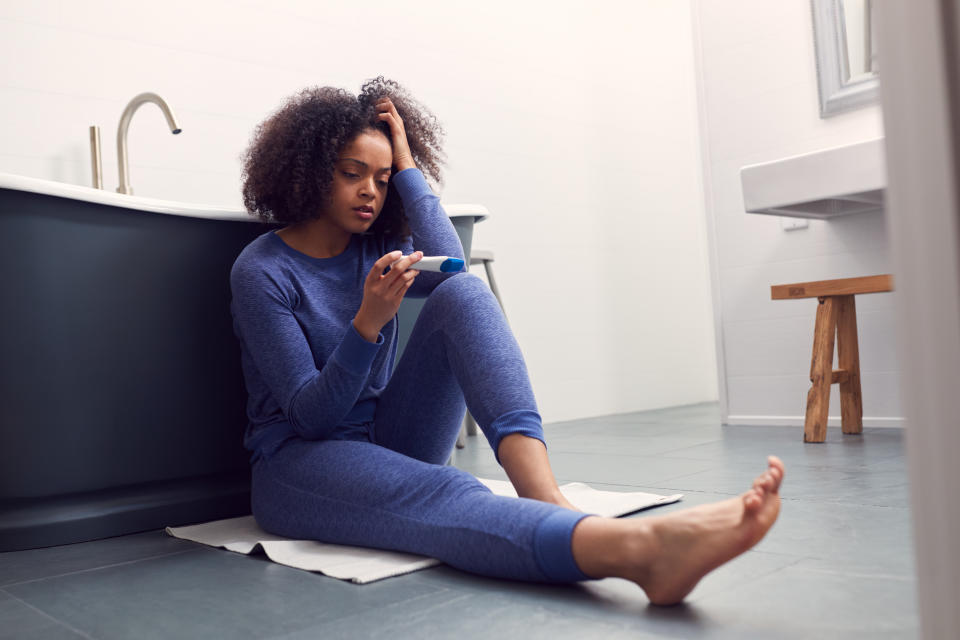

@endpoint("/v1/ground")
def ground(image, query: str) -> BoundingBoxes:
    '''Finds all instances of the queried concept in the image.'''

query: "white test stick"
[393,255,465,273]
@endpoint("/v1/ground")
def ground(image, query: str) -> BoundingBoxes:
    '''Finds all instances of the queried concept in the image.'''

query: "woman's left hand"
[376,98,416,172]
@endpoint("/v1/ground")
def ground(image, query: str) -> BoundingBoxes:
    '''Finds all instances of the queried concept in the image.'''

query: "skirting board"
[725,415,905,428]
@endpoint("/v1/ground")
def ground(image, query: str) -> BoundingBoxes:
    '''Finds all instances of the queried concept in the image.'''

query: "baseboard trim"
[725,415,905,428]
[0,471,252,552]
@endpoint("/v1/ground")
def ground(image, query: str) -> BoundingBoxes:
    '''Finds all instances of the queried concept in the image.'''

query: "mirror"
[811,0,879,117]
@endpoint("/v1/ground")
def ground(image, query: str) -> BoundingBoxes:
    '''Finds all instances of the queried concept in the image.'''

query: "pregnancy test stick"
[415,256,464,272]
[393,255,465,272]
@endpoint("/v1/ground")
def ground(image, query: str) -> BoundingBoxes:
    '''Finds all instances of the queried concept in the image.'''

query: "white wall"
[0,1,717,424]
[691,0,901,426]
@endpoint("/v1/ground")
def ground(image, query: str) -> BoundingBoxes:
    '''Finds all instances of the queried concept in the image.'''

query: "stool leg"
[483,260,506,318]
[805,296,838,442]
[464,410,479,437]
[836,295,864,434]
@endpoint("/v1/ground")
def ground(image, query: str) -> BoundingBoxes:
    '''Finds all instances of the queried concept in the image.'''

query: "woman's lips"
[354,207,373,220]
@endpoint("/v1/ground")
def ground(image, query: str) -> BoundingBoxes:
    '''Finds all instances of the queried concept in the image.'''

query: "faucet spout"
[116,92,182,195]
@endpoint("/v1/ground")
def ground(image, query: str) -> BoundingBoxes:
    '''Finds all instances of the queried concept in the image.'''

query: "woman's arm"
[230,260,381,440]
[391,170,464,297]
[392,168,464,255]
[376,98,464,297]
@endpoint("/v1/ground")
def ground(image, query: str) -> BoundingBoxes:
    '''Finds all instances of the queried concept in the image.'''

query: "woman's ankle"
[571,516,652,580]
[498,433,568,504]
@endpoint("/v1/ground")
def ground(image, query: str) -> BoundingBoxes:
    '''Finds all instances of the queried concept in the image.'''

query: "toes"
[767,455,786,477]
[749,460,785,503]
[754,471,775,492]
[766,456,785,492]
[762,471,776,492]
[768,467,783,491]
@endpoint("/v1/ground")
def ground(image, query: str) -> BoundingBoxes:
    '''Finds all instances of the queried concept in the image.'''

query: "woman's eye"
[342,171,359,178]
[377,181,389,187]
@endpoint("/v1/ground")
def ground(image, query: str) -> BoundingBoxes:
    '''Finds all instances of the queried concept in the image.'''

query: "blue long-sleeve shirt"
[229,168,464,454]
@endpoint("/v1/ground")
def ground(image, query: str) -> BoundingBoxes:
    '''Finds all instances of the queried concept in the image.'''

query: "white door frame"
[876,1,960,638]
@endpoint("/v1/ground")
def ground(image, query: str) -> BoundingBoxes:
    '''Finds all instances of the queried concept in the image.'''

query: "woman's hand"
[376,98,416,172]
[352,250,423,342]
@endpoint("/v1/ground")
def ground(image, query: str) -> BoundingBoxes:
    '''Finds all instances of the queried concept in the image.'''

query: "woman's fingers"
[382,254,420,291]
[375,97,416,171]
[376,97,401,118]
[386,251,422,277]
[357,251,422,339]
[387,269,419,298]
[368,250,403,285]
[371,251,421,294]
[375,98,403,133]
[375,256,417,298]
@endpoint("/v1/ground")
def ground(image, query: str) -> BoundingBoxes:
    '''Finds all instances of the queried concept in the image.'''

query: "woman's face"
[323,128,393,235]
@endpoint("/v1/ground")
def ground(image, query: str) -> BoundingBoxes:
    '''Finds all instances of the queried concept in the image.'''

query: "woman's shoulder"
[230,230,288,286]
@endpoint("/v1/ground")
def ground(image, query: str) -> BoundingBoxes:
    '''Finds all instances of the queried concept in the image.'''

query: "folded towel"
[165,478,682,584]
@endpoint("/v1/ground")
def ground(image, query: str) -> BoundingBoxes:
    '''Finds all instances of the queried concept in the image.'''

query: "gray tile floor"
[0,402,919,639]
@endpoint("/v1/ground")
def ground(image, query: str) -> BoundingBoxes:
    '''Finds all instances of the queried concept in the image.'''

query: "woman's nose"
[358,177,375,197]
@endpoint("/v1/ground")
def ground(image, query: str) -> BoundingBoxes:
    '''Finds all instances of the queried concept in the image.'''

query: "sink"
[740,138,886,219]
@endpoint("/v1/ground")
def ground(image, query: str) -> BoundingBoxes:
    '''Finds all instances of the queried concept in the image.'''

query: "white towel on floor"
[165,478,682,584]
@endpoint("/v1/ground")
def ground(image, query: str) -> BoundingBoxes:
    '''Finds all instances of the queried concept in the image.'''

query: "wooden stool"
[771,274,894,442]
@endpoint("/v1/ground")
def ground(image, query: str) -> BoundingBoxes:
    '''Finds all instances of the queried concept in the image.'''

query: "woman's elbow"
[286,395,335,441]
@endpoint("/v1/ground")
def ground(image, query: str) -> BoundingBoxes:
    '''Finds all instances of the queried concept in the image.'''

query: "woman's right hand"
[352,250,422,342]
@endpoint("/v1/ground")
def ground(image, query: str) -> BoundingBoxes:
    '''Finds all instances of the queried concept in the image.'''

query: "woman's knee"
[433,272,487,297]
[422,273,497,319]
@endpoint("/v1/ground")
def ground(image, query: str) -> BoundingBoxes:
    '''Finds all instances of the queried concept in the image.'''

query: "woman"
[231,77,784,605]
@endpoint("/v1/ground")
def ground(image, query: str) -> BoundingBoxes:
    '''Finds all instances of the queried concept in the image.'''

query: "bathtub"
[0,172,484,551]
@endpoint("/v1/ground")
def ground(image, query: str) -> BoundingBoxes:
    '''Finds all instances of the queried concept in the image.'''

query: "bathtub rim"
[0,171,490,223]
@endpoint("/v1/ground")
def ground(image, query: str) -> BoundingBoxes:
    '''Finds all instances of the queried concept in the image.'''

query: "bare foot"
[628,455,785,605]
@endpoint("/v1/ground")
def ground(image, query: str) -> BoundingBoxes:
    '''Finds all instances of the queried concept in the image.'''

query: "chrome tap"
[116,92,182,195]
[89,125,103,189]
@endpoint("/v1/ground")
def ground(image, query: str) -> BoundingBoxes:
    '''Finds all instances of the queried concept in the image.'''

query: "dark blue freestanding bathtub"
[0,172,482,551]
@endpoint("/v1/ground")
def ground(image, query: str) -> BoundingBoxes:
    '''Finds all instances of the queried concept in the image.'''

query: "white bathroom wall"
[690,0,901,426]
[0,1,717,424]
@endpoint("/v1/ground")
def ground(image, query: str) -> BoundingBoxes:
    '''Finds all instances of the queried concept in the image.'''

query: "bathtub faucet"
[116,92,182,195]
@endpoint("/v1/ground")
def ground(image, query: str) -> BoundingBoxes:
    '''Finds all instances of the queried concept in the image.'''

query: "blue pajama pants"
[250,273,593,583]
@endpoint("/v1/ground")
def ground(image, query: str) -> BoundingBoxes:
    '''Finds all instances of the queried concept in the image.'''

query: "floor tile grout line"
[262,589,474,639]
[690,555,809,604]
[0,586,99,639]
[1,548,201,589]
[786,564,917,582]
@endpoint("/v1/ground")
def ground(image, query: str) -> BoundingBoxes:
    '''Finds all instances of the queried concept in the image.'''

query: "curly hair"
[240,76,446,241]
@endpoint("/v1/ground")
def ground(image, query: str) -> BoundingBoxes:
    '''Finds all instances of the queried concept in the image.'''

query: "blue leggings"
[250,274,593,583]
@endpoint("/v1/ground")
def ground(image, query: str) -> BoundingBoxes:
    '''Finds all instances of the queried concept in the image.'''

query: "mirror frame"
[811,0,879,117]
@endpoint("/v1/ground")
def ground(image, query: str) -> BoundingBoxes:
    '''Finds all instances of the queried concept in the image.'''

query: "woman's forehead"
[337,131,392,168]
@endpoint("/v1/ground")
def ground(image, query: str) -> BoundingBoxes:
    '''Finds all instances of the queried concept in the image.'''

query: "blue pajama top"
[229,168,464,456]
